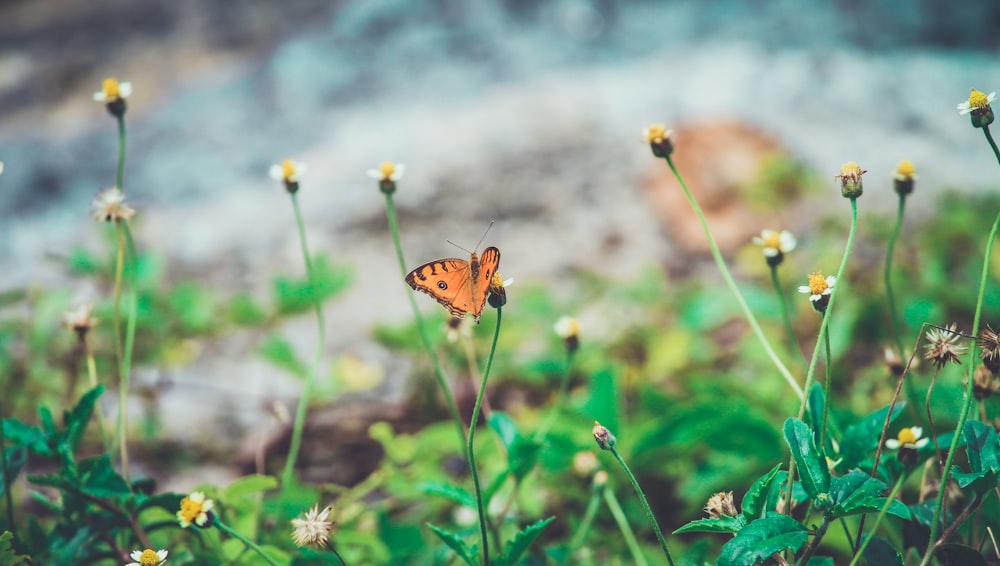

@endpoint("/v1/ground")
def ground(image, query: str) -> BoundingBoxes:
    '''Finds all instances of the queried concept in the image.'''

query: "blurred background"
[1,0,1000,520]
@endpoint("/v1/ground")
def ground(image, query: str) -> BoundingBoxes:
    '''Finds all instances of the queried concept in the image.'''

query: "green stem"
[84,344,111,453]
[0,403,14,534]
[609,446,675,566]
[115,116,126,191]
[214,517,280,566]
[467,308,502,565]
[603,487,650,566]
[771,265,808,372]
[884,193,907,357]
[850,474,905,566]
[839,517,856,554]
[665,157,802,399]
[281,193,327,489]
[797,516,832,566]
[324,539,348,566]
[382,192,465,450]
[923,130,1000,563]
[569,479,604,551]
[820,317,833,449]
[536,349,575,440]
[117,222,140,485]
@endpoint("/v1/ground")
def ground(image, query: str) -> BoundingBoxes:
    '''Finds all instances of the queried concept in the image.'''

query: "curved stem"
[984,125,1000,168]
[383,192,465,450]
[214,518,280,566]
[922,199,1000,565]
[603,487,650,566]
[117,222,140,485]
[771,265,808,372]
[467,308,502,564]
[569,479,603,551]
[609,446,675,566]
[797,516,832,566]
[884,194,907,357]
[324,539,348,566]
[281,193,327,489]
[665,156,802,399]
[850,474,906,566]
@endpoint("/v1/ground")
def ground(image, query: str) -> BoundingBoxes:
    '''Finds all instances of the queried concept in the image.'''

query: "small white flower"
[885,426,929,450]
[797,273,836,303]
[92,78,132,103]
[957,90,996,115]
[269,159,306,183]
[291,505,334,548]
[367,161,405,182]
[177,491,214,528]
[91,187,136,222]
[126,548,168,566]
[554,316,580,339]
[752,229,797,258]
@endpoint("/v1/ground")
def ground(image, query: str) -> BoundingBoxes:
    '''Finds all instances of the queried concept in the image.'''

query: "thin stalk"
[117,221,140,485]
[934,492,984,548]
[850,474,905,566]
[771,265,808,372]
[797,516,832,566]
[115,115,126,191]
[83,341,111,452]
[324,539,347,566]
[214,517,280,566]
[467,308,502,565]
[281,193,327,489]
[0,403,14,534]
[925,367,945,475]
[985,124,1000,168]
[884,193,907,357]
[603,487,650,566]
[569,480,604,551]
[664,156,802,399]
[922,191,1000,565]
[383,192,465,450]
[839,518,856,554]
[820,317,833,449]
[608,446,675,566]
[536,349,575,440]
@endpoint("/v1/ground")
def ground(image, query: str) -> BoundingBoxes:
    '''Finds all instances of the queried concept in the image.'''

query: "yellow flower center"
[839,161,862,177]
[896,427,917,445]
[763,232,782,249]
[138,549,161,565]
[379,161,396,178]
[491,272,505,288]
[969,89,990,109]
[807,272,829,295]
[895,159,915,178]
[281,159,297,181]
[645,124,667,143]
[102,78,121,99]
[179,496,205,524]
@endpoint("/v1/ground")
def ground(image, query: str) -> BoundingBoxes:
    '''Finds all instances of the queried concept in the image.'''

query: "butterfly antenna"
[446,239,472,254]
[474,220,495,252]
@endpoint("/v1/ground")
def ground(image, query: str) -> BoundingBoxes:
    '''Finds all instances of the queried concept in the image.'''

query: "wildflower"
[291,505,334,548]
[977,324,1000,373]
[886,426,928,467]
[704,491,738,519]
[63,304,99,340]
[269,159,305,194]
[957,88,996,128]
[970,364,998,400]
[892,159,917,196]
[367,161,405,195]
[93,78,132,118]
[826,456,843,474]
[572,451,599,477]
[592,421,615,451]
[642,124,673,158]
[91,187,136,222]
[487,271,513,309]
[554,315,580,353]
[884,347,905,377]
[177,491,214,528]
[798,271,836,312]
[923,323,966,369]
[126,549,168,566]
[752,229,797,267]
[835,161,866,199]
[593,470,609,488]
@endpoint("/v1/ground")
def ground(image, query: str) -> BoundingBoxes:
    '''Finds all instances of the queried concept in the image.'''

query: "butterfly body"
[406,247,500,321]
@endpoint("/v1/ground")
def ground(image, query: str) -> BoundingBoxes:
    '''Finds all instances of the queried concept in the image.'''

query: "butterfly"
[406,247,501,322]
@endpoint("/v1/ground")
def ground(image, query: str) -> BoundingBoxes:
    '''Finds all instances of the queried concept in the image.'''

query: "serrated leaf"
[783,418,830,500]
[258,334,308,379]
[717,513,809,566]
[951,420,1000,495]
[495,517,554,566]
[78,455,131,498]
[673,515,745,535]
[828,470,910,520]
[935,543,987,566]
[427,523,477,566]
[223,474,278,500]
[421,481,477,508]
[63,386,105,454]
[837,403,905,473]
[2,419,49,456]
[272,256,352,315]
[859,535,903,566]
[487,413,541,482]
[0,531,29,565]
[742,463,782,521]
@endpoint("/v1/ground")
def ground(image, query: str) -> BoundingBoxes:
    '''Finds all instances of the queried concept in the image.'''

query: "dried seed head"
[704,491,738,519]
[977,324,1000,373]
[924,323,967,369]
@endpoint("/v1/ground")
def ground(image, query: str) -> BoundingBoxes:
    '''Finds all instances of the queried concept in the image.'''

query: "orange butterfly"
[406,247,501,322]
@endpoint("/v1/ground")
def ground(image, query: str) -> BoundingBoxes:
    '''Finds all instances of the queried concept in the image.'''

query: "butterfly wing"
[406,258,475,318]
[469,246,501,320]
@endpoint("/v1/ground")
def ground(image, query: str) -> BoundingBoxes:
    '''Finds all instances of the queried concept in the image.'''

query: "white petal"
[130,550,144,560]
[914,438,929,449]
[797,286,811,294]
[391,164,406,180]
[502,277,514,287]
[93,91,107,102]
[989,92,998,104]
[0,162,4,175]
[825,276,836,287]
[118,82,133,98]
[760,229,776,239]
[910,426,922,438]
[752,237,764,246]
[780,232,797,252]
[762,247,779,257]
[157,549,169,560]
[366,169,382,179]
[885,439,899,449]
[269,164,284,180]
[809,294,821,302]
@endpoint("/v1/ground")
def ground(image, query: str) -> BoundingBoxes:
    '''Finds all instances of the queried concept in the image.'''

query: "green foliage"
[427,523,478,566]
[0,532,28,566]
[272,256,352,315]
[951,420,1000,495]
[717,513,808,566]
[783,418,830,501]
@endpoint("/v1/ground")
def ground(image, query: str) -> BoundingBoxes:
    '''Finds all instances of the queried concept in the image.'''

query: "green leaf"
[583,367,619,434]
[223,474,278,500]
[2,419,49,456]
[0,447,26,498]
[951,420,1000,495]
[673,515,745,535]
[837,403,905,473]
[742,463,782,521]
[807,384,826,448]
[78,455,131,499]
[427,523,477,566]
[717,513,809,566]
[420,481,477,508]
[168,283,217,334]
[935,543,987,566]
[63,386,105,454]
[228,293,268,326]
[258,334,307,379]
[828,470,910,520]
[806,558,834,566]
[487,413,541,482]
[0,531,29,565]
[859,535,903,566]
[783,418,830,500]
[495,517,554,566]
[272,256,352,315]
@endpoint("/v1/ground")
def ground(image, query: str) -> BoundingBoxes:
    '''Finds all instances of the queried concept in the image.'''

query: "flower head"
[884,346,907,377]
[752,229,797,266]
[971,364,998,400]
[63,304,99,339]
[885,426,928,450]
[487,271,512,309]
[976,324,1000,373]
[924,323,966,369]
[269,159,305,193]
[572,451,599,477]
[93,78,131,117]
[291,505,334,548]
[957,89,996,128]
[835,161,866,199]
[91,187,136,222]
[892,159,917,196]
[554,315,580,353]
[704,491,738,519]
[126,549,168,566]
[177,491,214,528]
[368,161,405,194]
[592,421,615,451]
[798,271,836,312]
[642,124,673,158]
